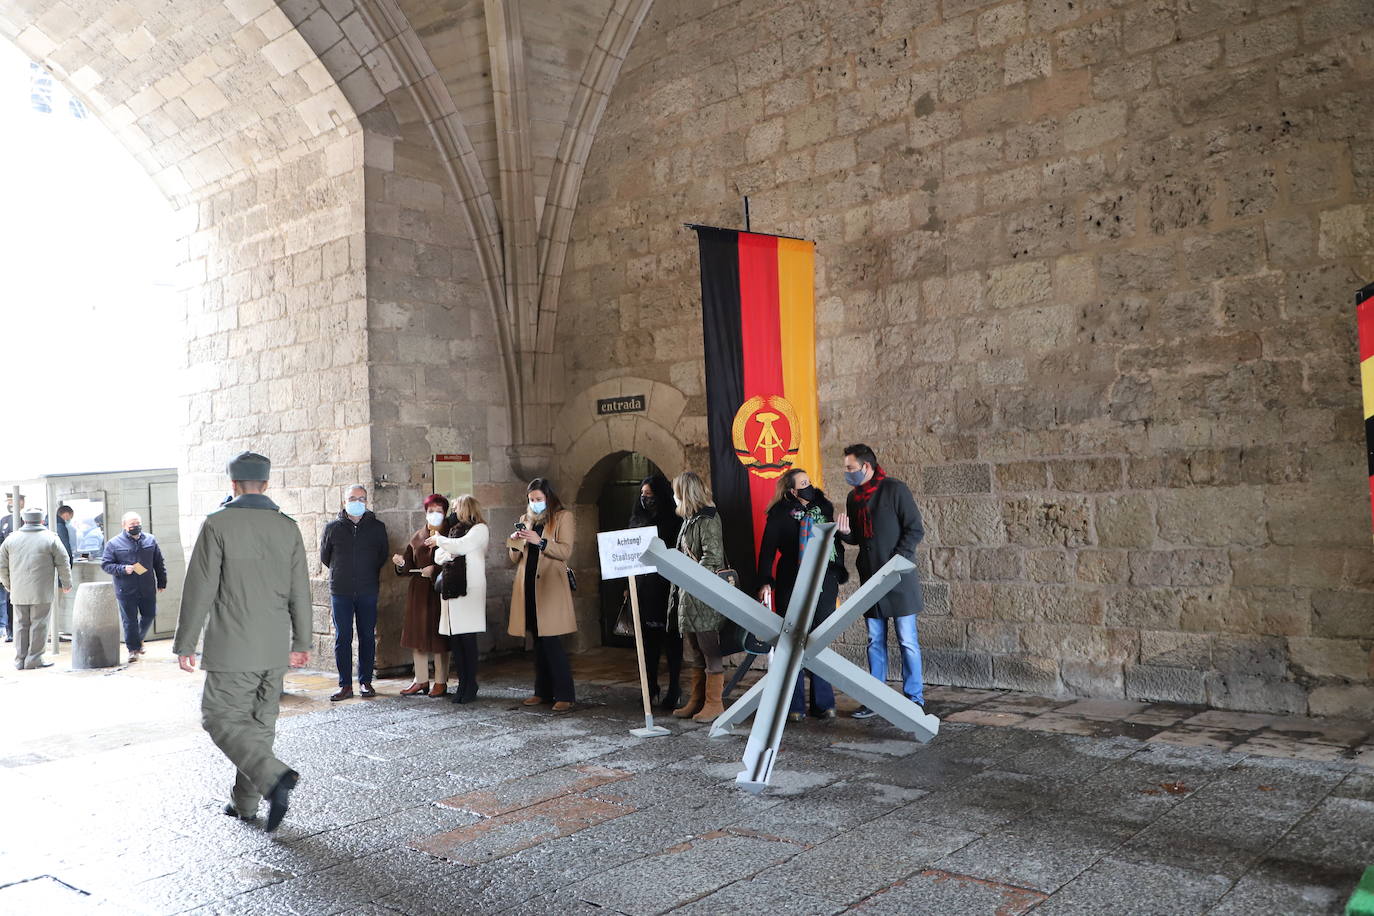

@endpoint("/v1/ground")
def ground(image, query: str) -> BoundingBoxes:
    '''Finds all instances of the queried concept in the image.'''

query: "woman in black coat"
[756,468,847,720]
[626,474,684,710]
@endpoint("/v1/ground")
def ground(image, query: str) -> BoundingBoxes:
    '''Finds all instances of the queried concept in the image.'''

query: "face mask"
[127,525,143,537]
[794,485,817,502]
[641,495,656,511]
[426,512,444,527]
[529,500,547,515]
[345,501,366,517]
[843,468,867,487]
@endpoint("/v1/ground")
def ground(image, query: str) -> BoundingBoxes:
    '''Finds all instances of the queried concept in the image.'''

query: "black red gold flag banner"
[695,226,821,590]
[1358,282,1374,541]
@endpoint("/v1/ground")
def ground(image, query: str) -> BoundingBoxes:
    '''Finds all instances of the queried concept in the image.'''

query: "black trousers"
[641,626,682,697]
[533,635,575,702]
[449,633,479,699]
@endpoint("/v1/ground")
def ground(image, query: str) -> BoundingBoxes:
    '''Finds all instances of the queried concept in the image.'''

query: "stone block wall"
[558,0,1374,715]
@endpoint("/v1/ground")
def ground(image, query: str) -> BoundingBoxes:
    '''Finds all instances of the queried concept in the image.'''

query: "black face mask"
[794,485,817,502]
[641,495,656,511]
[128,525,143,537]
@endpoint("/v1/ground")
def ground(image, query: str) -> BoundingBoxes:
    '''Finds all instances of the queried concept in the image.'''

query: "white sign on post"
[597,526,670,739]
[596,526,659,580]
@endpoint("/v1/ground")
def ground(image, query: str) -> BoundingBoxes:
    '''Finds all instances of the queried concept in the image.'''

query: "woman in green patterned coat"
[667,471,728,723]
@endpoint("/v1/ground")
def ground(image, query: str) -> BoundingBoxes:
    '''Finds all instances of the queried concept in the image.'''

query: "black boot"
[660,681,682,711]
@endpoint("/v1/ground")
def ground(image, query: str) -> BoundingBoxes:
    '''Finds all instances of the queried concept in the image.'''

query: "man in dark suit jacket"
[837,443,925,718]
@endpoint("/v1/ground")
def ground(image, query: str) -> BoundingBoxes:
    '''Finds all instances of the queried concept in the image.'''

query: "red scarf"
[851,465,886,539]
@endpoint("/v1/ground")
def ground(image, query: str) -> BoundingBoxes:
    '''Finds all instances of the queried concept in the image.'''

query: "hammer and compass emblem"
[731,394,800,479]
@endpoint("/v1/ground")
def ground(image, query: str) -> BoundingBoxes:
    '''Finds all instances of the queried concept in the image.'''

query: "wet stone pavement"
[3,646,1374,914]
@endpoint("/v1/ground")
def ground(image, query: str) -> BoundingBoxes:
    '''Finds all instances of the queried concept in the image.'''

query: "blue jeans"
[0,582,9,634]
[331,592,378,687]
[866,615,923,704]
[117,592,157,651]
[791,670,835,715]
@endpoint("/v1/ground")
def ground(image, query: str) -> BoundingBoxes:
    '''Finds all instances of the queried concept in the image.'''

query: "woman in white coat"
[426,495,489,704]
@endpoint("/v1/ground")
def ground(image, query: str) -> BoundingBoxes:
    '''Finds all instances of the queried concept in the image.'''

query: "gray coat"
[173,494,312,672]
[0,525,72,604]
[841,478,924,618]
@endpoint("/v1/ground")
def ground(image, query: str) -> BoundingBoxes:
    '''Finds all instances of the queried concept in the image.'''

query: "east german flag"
[1359,282,1374,540]
[694,226,822,592]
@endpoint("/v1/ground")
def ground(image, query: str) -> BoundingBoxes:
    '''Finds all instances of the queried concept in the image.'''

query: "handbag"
[566,567,577,592]
[435,557,467,599]
[612,592,634,637]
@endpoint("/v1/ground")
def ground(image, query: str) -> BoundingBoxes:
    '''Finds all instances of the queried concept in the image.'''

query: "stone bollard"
[72,582,121,669]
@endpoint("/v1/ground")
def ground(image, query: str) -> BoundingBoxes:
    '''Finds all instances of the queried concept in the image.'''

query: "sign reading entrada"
[597,394,646,416]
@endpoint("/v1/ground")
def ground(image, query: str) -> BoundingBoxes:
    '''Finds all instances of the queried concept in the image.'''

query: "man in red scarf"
[836,443,925,718]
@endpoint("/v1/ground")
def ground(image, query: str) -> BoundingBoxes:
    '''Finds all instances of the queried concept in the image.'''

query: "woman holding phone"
[507,478,577,711]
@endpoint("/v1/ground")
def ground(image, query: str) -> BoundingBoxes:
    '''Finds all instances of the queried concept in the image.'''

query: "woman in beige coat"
[507,477,577,711]
[426,495,488,705]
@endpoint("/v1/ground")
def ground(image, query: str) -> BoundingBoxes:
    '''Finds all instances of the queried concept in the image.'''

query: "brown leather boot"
[673,670,706,718]
[693,672,725,723]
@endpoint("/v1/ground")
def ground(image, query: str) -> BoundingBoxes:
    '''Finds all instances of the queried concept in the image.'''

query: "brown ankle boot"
[693,672,725,722]
[674,670,706,718]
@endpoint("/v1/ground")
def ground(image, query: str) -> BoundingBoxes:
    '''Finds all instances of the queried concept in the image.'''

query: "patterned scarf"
[851,465,887,539]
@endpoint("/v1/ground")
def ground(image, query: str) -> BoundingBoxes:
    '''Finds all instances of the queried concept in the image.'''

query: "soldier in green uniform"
[174,451,313,832]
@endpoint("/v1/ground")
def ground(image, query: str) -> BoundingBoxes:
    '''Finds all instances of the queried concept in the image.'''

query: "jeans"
[791,669,835,714]
[0,582,9,634]
[865,615,923,704]
[331,592,379,687]
[117,592,157,651]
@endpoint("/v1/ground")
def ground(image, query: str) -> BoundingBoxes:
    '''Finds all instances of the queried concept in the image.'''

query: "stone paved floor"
[3,641,1374,914]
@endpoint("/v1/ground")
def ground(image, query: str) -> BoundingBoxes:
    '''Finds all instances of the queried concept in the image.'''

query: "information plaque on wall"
[433,454,474,503]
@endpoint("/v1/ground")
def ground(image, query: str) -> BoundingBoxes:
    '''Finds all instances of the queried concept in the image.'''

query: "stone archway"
[550,377,689,651]
[0,2,368,603]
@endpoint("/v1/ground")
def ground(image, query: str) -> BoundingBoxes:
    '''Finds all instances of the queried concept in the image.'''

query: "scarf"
[851,465,887,539]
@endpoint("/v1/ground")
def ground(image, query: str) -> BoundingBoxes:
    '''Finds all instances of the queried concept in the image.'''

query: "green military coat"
[173,494,312,672]
[667,506,726,635]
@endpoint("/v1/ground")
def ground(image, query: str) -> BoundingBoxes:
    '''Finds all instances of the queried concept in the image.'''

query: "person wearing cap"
[0,507,72,669]
[174,451,311,832]
[101,511,169,662]
[390,494,453,697]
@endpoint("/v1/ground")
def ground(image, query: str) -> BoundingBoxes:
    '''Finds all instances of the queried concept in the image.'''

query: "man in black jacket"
[320,485,390,701]
[836,444,925,718]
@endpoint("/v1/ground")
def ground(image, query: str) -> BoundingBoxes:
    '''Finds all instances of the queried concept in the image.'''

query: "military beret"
[227,451,271,481]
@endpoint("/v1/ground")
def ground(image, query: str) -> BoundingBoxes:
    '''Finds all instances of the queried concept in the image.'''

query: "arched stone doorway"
[581,452,664,648]
[554,376,689,652]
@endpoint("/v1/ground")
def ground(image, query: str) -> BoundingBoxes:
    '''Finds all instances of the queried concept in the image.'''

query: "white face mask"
[426,512,444,527]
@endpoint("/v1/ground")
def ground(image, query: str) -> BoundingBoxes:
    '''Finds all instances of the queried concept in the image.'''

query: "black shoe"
[852,706,877,719]
[265,770,299,833]
[814,708,837,719]
[462,682,479,703]
[660,685,682,711]
[450,690,466,704]
[223,803,256,821]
